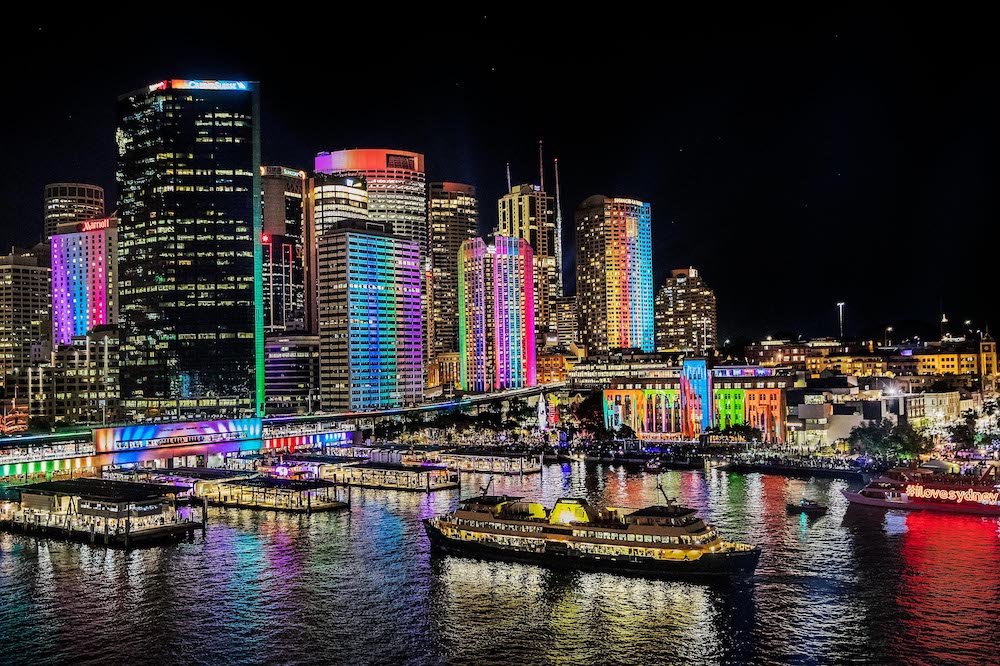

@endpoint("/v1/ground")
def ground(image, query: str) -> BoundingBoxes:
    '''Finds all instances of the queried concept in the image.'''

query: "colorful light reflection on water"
[1,464,997,664]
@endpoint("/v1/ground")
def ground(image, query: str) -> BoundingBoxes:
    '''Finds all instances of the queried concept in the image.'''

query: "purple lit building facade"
[50,217,119,347]
[458,236,536,392]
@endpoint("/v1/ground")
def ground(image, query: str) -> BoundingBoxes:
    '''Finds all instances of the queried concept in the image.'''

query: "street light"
[836,302,846,340]
[885,326,893,347]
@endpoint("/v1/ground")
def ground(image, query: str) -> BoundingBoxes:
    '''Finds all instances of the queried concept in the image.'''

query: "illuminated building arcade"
[604,362,790,442]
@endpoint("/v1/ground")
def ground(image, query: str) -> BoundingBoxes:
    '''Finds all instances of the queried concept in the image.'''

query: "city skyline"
[3,15,995,340]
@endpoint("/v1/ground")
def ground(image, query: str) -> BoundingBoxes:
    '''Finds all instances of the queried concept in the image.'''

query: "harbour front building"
[604,362,790,443]
[458,236,536,392]
[317,220,422,412]
[116,79,262,418]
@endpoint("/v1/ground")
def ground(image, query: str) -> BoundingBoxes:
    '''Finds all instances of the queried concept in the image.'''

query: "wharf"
[207,476,349,513]
[722,462,866,482]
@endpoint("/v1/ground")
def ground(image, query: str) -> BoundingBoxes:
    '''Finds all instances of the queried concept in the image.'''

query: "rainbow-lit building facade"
[458,236,536,392]
[604,362,789,442]
[50,217,119,346]
[575,196,654,355]
[317,220,422,412]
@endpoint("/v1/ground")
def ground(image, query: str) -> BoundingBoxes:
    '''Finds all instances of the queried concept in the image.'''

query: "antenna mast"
[538,140,544,191]
[554,157,564,297]
[505,162,512,192]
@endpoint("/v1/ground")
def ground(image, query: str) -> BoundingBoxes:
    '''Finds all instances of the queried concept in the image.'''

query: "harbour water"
[2,463,997,665]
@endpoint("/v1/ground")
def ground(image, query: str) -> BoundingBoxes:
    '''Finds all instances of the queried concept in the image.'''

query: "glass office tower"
[116,79,262,418]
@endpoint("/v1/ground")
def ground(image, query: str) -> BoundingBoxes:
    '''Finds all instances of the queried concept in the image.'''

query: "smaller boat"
[644,459,663,473]
[786,499,827,516]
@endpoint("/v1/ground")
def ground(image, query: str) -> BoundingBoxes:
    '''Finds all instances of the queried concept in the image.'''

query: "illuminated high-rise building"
[261,166,306,332]
[458,236,536,392]
[429,182,478,363]
[1,252,50,394]
[43,183,105,241]
[306,174,368,334]
[554,295,578,348]
[262,232,304,333]
[314,149,427,380]
[654,267,717,353]
[575,195,654,355]
[317,220,422,412]
[50,216,119,346]
[497,184,557,346]
[116,78,262,418]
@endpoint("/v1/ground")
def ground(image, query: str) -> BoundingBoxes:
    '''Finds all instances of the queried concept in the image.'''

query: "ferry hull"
[423,520,760,579]
[842,490,1000,516]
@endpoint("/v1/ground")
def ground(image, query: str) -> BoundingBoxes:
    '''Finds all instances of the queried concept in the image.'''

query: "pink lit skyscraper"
[50,217,118,346]
[458,236,536,392]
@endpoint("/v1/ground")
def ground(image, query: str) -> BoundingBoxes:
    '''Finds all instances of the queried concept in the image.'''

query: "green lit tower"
[116,79,263,419]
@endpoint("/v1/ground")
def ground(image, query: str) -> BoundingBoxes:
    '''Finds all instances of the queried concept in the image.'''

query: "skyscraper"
[261,166,306,332]
[429,182,478,363]
[654,267,717,353]
[317,220,422,412]
[43,183,105,241]
[50,216,118,346]
[575,195,654,355]
[116,78,262,418]
[458,236,536,392]
[314,149,427,380]
[497,184,557,346]
[1,252,50,393]
[306,174,368,334]
[554,295,578,347]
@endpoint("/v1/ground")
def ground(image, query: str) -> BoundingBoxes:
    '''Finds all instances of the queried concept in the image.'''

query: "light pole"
[884,326,893,347]
[836,302,845,340]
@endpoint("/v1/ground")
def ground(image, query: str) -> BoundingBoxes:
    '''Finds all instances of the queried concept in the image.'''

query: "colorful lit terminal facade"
[604,361,790,442]
[458,236,536,392]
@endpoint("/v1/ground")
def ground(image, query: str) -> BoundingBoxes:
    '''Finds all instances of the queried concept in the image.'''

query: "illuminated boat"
[843,467,1000,516]
[424,487,760,579]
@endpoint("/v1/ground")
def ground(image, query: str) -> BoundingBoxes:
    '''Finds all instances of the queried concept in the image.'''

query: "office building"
[458,236,536,392]
[43,183,105,241]
[26,327,119,423]
[429,182,478,363]
[264,333,320,414]
[0,252,51,394]
[306,174,368,333]
[116,78,262,418]
[575,195,654,355]
[654,267,717,353]
[50,216,118,346]
[316,220,422,412]
[497,184,557,345]
[261,166,306,332]
[555,295,578,348]
[315,149,427,377]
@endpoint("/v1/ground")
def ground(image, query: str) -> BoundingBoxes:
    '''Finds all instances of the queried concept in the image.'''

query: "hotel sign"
[905,484,1000,505]
[77,218,113,233]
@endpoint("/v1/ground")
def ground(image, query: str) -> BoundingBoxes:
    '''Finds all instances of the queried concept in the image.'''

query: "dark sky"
[2,12,995,342]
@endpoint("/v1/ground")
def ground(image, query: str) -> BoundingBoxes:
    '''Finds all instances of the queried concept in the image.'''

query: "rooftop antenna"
[554,157,564,297]
[538,140,544,191]
[505,162,512,192]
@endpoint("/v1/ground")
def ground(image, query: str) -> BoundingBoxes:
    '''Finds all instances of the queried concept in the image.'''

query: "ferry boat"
[843,466,1000,516]
[424,484,760,579]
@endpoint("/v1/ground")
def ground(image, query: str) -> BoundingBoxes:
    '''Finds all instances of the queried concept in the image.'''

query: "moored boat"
[786,499,827,516]
[424,484,760,579]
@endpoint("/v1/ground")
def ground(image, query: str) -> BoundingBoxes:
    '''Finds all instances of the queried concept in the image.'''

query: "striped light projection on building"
[50,218,118,346]
[458,236,536,392]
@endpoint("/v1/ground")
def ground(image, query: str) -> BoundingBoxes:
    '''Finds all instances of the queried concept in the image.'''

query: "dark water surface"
[2,464,998,665]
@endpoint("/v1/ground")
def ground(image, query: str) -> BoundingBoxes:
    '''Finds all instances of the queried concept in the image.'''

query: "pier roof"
[18,478,188,502]
[144,467,255,480]
[350,462,449,473]
[222,477,338,491]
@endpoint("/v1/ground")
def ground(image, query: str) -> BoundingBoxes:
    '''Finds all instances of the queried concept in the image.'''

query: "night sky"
[2,13,995,342]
